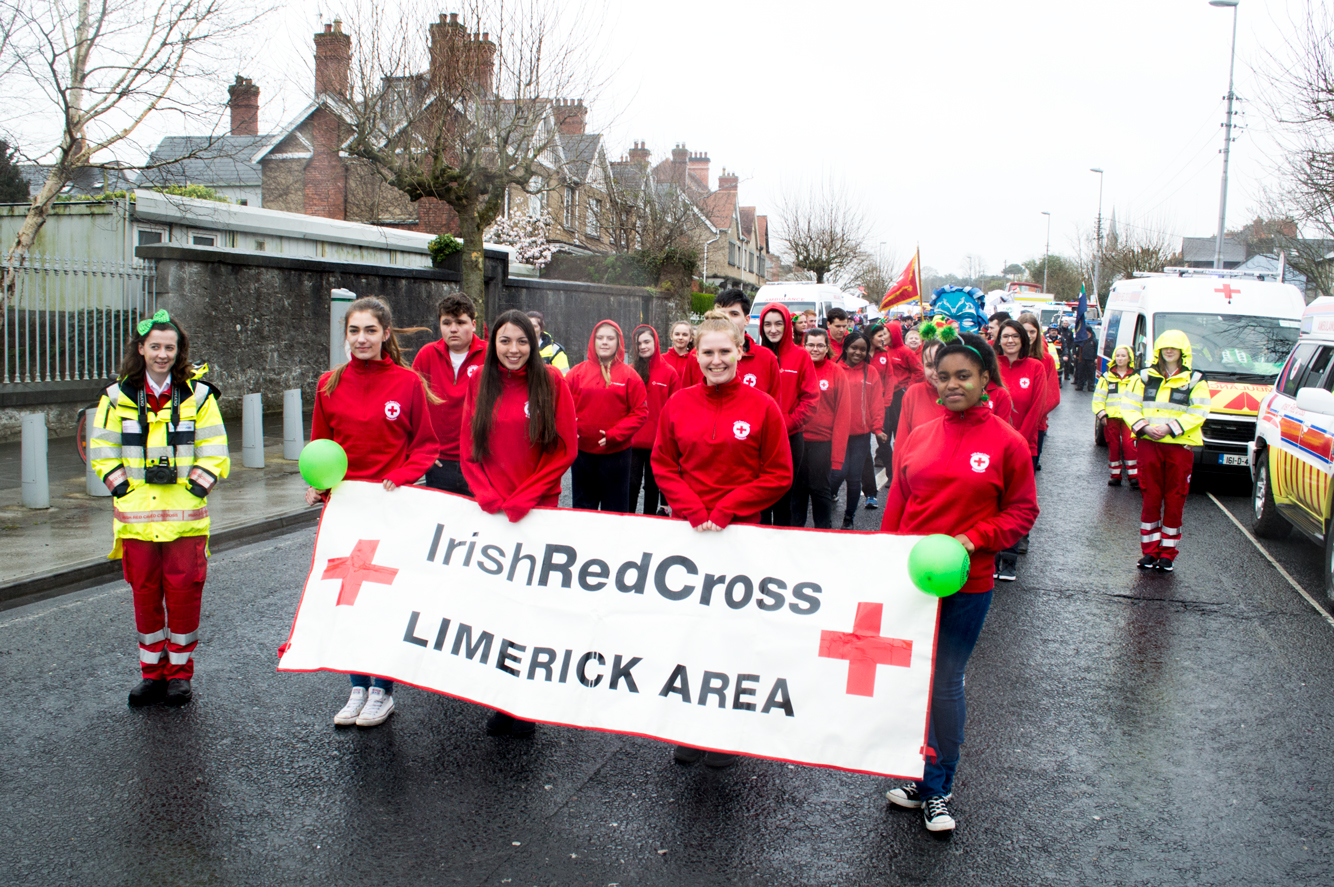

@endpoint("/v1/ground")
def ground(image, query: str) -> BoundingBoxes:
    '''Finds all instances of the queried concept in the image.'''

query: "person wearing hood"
[1122,331,1211,572]
[794,327,851,528]
[757,302,820,526]
[867,321,898,474]
[1093,345,1139,488]
[628,324,681,515]
[565,320,649,513]
[662,320,695,382]
[414,293,487,496]
[680,289,781,398]
[1072,323,1097,391]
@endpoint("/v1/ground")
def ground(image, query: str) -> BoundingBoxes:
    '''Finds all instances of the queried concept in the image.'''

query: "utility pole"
[1210,0,1241,270]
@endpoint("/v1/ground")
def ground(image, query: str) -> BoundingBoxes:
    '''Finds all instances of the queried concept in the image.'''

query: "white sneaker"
[356,687,395,726]
[334,687,367,726]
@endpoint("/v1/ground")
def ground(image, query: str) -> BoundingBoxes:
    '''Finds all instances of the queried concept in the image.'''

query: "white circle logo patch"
[1019,377,1031,389]
[523,400,531,418]
[733,420,752,440]
[467,365,480,378]
[969,452,990,473]
[743,373,758,387]
[819,379,830,391]
[384,400,402,420]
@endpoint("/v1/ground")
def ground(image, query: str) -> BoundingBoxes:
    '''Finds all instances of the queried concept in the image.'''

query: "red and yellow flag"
[881,252,921,311]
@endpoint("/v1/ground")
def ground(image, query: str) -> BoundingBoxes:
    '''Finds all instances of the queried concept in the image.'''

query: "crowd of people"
[88,285,1211,838]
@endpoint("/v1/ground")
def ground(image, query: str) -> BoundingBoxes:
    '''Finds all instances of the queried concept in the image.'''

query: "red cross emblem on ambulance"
[1216,284,1239,304]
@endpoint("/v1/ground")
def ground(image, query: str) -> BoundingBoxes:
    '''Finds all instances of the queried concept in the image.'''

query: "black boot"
[164,679,192,706]
[841,515,855,530]
[128,678,168,707]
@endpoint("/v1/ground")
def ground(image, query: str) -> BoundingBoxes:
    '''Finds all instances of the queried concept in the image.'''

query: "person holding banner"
[757,302,819,527]
[565,320,648,513]
[662,320,695,382]
[881,336,1038,834]
[793,327,850,529]
[308,296,440,728]
[629,324,680,515]
[829,331,885,529]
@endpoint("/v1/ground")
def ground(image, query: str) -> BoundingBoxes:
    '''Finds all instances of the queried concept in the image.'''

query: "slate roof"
[1181,235,1245,266]
[140,135,270,188]
[17,164,137,199]
[561,133,603,182]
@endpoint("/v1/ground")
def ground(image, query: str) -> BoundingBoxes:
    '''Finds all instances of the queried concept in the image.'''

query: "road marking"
[1207,492,1334,629]
[0,588,121,629]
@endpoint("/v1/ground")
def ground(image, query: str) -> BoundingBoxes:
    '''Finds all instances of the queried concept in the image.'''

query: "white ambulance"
[1249,297,1334,599]
[1096,269,1305,471]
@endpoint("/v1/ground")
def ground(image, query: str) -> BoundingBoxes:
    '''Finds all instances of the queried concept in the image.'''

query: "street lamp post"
[1041,211,1051,293]
[1090,168,1104,302]
[1210,0,1240,270]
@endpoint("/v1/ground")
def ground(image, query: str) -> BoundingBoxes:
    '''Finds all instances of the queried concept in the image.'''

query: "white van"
[750,282,848,326]
[1097,269,1305,471]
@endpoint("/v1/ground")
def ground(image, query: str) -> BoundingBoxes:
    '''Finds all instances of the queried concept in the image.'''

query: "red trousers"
[121,536,208,680]
[1106,418,1138,480]
[1137,440,1193,561]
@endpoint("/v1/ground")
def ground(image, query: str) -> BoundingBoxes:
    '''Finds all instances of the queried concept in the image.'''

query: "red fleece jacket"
[459,363,577,522]
[887,323,924,389]
[1036,349,1061,432]
[681,332,781,400]
[802,356,852,470]
[870,348,897,408]
[757,302,819,434]
[662,347,695,384]
[651,376,792,528]
[840,359,885,436]
[413,335,487,459]
[311,356,438,487]
[997,354,1049,455]
[565,320,649,454]
[893,380,947,473]
[629,325,682,450]
[987,381,1013,425]
[881,404,1039,593]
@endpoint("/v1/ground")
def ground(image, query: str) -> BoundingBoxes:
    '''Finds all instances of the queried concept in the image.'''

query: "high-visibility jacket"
[1092,368,1136,420]
[538,334,569,372]
[1122,330,1211,447]
[91,372,230,558]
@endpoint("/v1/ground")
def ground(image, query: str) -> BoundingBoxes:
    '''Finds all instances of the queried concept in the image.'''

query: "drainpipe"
[702,231,722,289]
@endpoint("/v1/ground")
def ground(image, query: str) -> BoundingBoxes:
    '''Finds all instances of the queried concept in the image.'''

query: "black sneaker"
[702,751,740,768]
[486,710,536,736]
[1108,477,1122,486]
[996,559,1017,582]
[1156,557,1174,573]
[885,785,952,809]
[1137,555,1157,569]
[673,745,705,764]
[922,795,956,832]
[841,516,855,530]
[1014,533,1029,555]
[163,679,192,706]
[127,678,168,707]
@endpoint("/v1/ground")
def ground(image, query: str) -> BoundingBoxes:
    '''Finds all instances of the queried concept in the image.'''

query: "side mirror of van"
[1295,386,1334,415]
[1135,349,1146,369]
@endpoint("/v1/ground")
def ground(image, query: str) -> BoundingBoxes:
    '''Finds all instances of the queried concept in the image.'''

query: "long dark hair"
[837,330,871,366]
[321,297,437,400]
[996,319,1031,360]
[1017,311,1045,360]
[759,305,786,356]
[631,325,655,386]
[119,317,192,390]
[471,309,559,461]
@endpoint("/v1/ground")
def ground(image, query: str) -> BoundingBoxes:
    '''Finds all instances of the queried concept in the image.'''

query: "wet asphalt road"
[2,389,1333,887]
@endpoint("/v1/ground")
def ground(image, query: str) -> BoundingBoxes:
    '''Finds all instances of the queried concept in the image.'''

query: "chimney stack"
[688,151,710,190]
[627,140,650,166]
[718,169,739,191]
[475,32,496,94]
[313,19,351,97]
[555,98,588,135]
[428,13,466,92]
[227,76,260,136]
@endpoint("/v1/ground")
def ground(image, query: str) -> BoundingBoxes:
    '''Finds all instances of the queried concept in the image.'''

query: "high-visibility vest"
[1122,367,1211,446]
[1092,369,1136,420]
[90,375,231,558]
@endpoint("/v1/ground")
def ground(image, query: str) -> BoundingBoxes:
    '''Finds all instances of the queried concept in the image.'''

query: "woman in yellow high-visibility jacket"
[1092,345,1138,488]
[91,310,230,707]
[1121,330,1210,573]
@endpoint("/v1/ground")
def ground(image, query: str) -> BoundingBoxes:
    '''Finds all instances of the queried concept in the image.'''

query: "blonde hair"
[670,320,694,338]
[695,309,743,349]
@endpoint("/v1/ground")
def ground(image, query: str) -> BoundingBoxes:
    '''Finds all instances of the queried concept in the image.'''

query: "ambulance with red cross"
[1250,296,1334,600]
[1096,269,1304,472]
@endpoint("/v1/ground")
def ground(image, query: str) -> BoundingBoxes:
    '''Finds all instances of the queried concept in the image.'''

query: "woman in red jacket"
[307,296,440,729]
[652,310,792,768]
[868,322,897,470]
[758,302,819,526]
[662,320,695,382]
[628,324,680,515]
[794,327,851,528]
[460,309,578,736]
[1019,312,1060,470]
[881,337,1038,834]
[891,336,947,474]
[995,319,1049,467]
[830,331,885,529]
[565,320,649,513]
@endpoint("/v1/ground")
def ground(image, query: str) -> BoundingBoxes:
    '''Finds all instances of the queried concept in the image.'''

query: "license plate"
[1218,454,1247,466]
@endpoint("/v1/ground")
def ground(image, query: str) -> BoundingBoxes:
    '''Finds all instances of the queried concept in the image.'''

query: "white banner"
[279,481,941,778]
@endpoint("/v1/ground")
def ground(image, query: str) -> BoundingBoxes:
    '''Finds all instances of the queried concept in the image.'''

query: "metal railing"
[2,255,156,384]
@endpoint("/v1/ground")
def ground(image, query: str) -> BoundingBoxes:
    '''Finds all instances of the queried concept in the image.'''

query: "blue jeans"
[351,674,393,694]
[917,589,993,799]
[830,433,872,520]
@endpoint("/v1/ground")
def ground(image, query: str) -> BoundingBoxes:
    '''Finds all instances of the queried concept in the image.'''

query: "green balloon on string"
[907,534,970,597]
[299,439,348,489]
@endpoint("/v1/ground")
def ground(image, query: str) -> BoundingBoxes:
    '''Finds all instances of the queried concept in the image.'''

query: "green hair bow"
[137,309,174,336]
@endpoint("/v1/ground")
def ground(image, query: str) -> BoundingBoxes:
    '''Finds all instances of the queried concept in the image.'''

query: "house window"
[758,254,766,278]
[586,197,601,238]
[728,242,737,266]
[136,229,164,246]
[239,199,249,206]
[564,187,576,229]
[528,176,545,216]
[254,239,266,252]
[191,233,216,247]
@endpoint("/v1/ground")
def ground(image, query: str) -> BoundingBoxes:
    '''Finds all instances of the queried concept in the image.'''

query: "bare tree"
[777,180,869,284]
[846,248,900,303]
[337,0,608,309]
[0,0,250,301]
[1104,225,1181,282]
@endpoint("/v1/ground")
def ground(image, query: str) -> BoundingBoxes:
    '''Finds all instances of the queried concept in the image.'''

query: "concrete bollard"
[86,410,110,497]
[330,288,356,369]
[242,393,265,469]
[283,388,304,460]
[21,412,50,509]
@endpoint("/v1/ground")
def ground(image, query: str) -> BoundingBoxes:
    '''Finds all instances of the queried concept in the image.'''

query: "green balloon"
[907,534,970,597]
[299,439,348,490]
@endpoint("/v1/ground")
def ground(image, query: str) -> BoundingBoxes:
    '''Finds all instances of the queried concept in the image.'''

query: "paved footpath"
[2,393,1333,886]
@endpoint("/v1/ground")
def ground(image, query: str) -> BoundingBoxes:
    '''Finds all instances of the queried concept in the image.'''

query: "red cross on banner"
[818,601,913,697]
[322,539,399,606]
[1215,284,1239,304]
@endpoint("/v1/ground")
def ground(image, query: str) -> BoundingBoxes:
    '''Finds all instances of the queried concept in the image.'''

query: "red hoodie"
[459,363,578,522]
[893,380,947,473]
[886,323,924,389]
[840,358,885,436]
[802,355,852,470]
[662,346,694,383]
[629,324,682,450]
[997,354,1049,456]
[881,404,1039,593]
[681,332,781,400]
[870,346,897,409]
[412,334,487,459]
[651,376,792,528]
[1036,348,1061,432]
[312,356,438,487]
[565,320,649,454]
[757,302,820,434]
